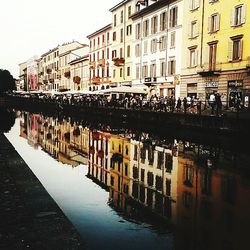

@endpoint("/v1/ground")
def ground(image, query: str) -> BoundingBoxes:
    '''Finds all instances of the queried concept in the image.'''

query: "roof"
[41,46,59,57]
[87,24,112,39]
[131,0,171,20]
[109,0,131,12]
[69,55,89,65]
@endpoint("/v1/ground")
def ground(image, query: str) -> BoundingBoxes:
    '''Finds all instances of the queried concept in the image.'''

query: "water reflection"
[16,112,250,250]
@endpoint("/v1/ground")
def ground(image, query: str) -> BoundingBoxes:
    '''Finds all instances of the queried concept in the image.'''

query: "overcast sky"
[0,0,119,78]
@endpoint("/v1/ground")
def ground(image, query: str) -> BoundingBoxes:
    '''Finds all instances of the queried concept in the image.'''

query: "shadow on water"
[0,108,16,133]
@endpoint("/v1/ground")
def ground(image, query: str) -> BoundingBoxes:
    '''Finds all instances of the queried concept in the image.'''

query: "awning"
[97,86,147,95]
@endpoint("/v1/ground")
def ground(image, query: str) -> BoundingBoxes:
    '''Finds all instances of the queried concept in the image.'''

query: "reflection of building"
[129,138,178,222]
[175,141,250,250]
[26,56,39,91]
[88,130,111,187]
[19,113,89,167]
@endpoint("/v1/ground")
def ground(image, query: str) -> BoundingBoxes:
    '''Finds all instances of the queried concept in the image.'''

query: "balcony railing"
[98,58,105,67]
[198,64,221,77]
[112,57,125,67]
[90,61,96,69]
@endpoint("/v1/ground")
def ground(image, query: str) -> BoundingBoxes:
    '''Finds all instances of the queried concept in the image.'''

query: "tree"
[0,69,16,93]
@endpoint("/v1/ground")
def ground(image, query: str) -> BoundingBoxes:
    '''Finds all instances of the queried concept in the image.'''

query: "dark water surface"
[4,111,250,250]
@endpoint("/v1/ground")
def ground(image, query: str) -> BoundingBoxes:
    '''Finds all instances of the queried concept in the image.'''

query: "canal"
[3,109,250,250]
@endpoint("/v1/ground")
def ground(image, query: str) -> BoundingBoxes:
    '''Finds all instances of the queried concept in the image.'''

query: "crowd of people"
[8,91,239,116]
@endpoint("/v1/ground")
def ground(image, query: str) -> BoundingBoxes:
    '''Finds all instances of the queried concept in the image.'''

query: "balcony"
[112,57,125,67]
[91,76,101,84]
[47,68,52,74]
[90,61,96,69]
[98,58,105,67]
[198,64,221,77]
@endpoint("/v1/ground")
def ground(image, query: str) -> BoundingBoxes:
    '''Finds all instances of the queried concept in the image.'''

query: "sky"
[0,0,119,78]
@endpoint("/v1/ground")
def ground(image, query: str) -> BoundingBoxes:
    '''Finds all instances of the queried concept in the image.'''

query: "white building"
[59,45,89,91]
[131,0,183,98]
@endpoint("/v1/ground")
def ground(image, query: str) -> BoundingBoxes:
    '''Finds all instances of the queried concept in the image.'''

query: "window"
[142,64,148,78]
[209,0,218,3]
[150,62,156,77]
[189,46,198,67]
[160,12,167,31]
[159,36,167,51]
[128,6,131,17]
[190,20,198,38]
[113,69,116,78]
[127,45,130,57]
[208,13,220,33]
[120,68,123,77]
[114,14,117,27]
[121,10,124,23]
[135,44,141,57]
[102,34,105,43]
[112,50,117,59]
[135,23,141,39]
[160,60,166,77]
[228,36,243,61]
[169,6,178,28]
[120,28,123,43]
[127,67,130,76]
[144,40,148,54]
[126,25,132,36]
[107,48,109,59]
[113,32,116,41]
[208,42,217,70]
[151,15,158,34]
[170,32,176,48]
[189,0,200,11]
[143,19,149,37]
[120,48,123,58]
[150,39,157,53]
[231,5,246,27]
[136,64,140,79]
[168,57,176,75]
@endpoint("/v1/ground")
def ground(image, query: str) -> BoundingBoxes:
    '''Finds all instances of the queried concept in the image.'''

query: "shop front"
[187,83,197,98]
[205,81,218,104]
[228,80,243,108]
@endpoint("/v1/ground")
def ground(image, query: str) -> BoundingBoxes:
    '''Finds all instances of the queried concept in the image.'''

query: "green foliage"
[0,69,16,92]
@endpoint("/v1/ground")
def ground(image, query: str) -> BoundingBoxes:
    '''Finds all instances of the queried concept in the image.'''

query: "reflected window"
[165,154,173,173]
[201,169,212,196]
[141,146,146,163]
[147,172,154,186]
[140,185,145,203]
[166,179,171,196]
[133,166,139,179]
[155,192,163,212]
[164,197,172,218]
[183,165,194,187]
[134,145,138,160]
[141,169,145,182]
[125,145,129,155]
[147,189,153,207]
[182,191,193,209]
[157,151,164,169]
[124,184,129,194]
[125,163,128,176]
[156,176,163,191]
[148,145,154,165]
[132,182,139,198]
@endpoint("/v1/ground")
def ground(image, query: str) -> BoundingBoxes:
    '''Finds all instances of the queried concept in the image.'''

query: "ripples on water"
[3,110,250,250]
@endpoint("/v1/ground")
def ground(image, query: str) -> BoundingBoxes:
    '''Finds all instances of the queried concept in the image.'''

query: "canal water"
[3,110,250,250]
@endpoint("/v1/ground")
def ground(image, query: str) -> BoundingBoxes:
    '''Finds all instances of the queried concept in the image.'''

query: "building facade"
[181,0,250,108]
[109,0,137,87]
[131,0,183,98]
[87,24,112,91]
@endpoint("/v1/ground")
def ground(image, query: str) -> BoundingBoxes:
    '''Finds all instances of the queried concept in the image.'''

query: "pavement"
[0,134,85,250]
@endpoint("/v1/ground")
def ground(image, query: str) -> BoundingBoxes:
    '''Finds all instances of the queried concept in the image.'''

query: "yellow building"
[109,0,136,86]
[181,0,250,108]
